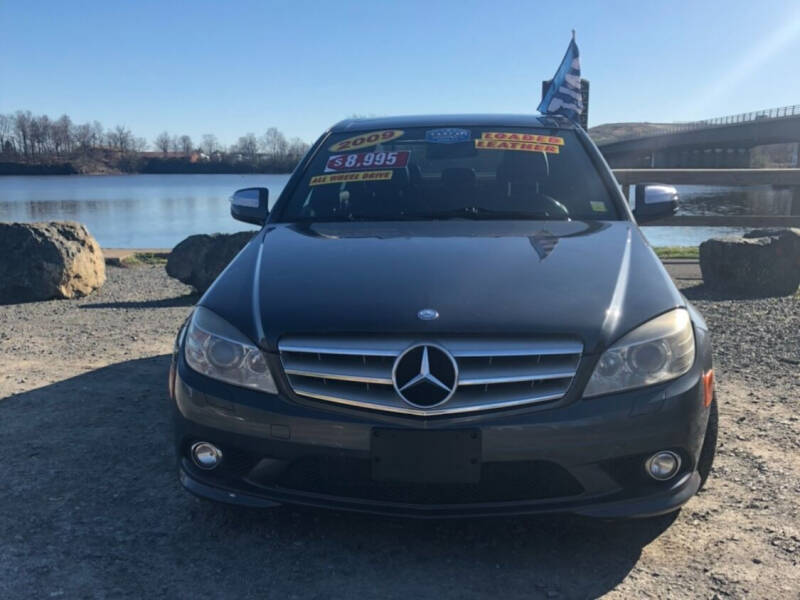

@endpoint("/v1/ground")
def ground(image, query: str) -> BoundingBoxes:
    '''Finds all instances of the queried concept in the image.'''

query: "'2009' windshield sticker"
[425,128,471,144]
[325,151,410,173]
[480,132,564,145]
[309,170,394,186]
[329,130,404,152]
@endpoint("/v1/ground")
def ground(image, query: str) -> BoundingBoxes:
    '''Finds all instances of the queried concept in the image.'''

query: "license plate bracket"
[371,429,481,484]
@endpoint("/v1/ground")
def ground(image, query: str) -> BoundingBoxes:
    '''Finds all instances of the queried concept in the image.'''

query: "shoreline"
[0,171,293,177]
[102,247,703,261]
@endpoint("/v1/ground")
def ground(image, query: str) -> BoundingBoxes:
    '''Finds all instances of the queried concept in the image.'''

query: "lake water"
[0,174,793,248]
[0,174,290,248]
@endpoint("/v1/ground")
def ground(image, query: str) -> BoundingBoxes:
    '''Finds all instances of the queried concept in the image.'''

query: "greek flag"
[538,33,583,123]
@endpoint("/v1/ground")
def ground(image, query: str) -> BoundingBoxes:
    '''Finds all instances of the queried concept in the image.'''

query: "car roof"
[330,114,576,132]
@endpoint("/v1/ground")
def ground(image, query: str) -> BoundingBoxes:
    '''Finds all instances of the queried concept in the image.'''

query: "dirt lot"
[1,264,798,599]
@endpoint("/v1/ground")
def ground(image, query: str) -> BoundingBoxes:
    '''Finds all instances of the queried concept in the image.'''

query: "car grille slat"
[457,354,580,386]
[279,336,582,416]
[281,353,393,385]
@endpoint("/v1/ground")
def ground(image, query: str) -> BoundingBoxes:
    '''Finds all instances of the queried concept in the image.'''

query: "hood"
[202,220,684,354]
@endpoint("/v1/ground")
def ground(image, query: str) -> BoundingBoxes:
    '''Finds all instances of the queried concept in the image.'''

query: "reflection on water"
[0,176,795,248]
[0,174,290,248]
[674,185,796,216]
[641,184,798,247]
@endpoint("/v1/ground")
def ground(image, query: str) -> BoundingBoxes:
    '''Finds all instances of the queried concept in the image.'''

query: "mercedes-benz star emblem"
[392,344,458,408]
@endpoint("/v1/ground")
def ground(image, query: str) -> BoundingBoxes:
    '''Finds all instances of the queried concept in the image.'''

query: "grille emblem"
[392,344,458,408]
[417,308,439,321]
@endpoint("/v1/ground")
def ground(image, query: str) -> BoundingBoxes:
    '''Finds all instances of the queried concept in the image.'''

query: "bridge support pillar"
[738,148,751,168]
[652,150,675,168]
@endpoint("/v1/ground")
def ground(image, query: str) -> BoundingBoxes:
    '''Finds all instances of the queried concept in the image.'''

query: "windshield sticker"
[480,132,564,145]
[425,128,471,144]
[309,170,394,186]
[474,139,560,154]
[590,201,607,212]
[325,151,410,173]
[329,130,404,152]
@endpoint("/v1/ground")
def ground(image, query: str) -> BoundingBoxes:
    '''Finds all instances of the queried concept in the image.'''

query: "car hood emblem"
[417,308,439,321]
[392,344,458,408]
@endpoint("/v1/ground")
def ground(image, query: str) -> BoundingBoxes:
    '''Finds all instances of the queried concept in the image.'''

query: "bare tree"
[107,125,133,152]
[52,114,73,155]
[74,123,92,152]
[30,114,52,156]
[0,114,12,153]
[132,137,148,152]
[90,121,104,149]
[178,134,193,154]
[155,131,171,154]
[14,111,33,156]
[286,137,310,162]
[200,133,219,155]
[2,108,312,169]
[237,133,258,159]
[260,127,287,158]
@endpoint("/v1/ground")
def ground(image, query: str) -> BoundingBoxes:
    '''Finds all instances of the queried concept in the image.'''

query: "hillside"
[588,122,675,145]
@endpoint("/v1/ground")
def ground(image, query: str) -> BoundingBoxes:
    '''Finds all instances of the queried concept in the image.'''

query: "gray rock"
[166,232,256,293]
[0,221,106,303]
[699,228,800,297]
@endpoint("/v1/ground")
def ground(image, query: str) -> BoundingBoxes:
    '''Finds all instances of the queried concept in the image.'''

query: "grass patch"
[654,246,699,260]
[120,251,169,267]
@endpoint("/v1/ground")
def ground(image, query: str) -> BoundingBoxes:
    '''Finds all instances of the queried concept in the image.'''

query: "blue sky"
[1,0,799,146]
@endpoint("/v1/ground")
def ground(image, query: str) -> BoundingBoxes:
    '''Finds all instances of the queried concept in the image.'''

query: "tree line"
[0,110,310,173]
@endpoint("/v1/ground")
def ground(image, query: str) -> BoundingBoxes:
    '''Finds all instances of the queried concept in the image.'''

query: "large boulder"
[166,232,256,293]
[699,228,800,297]
[0,221,106,303]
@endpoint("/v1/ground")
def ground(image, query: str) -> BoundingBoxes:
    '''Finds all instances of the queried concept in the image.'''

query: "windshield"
[276,126,621,223]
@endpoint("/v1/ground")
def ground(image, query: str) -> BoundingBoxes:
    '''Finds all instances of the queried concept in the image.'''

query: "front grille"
[268,456,584,503]
[279,336,582,415]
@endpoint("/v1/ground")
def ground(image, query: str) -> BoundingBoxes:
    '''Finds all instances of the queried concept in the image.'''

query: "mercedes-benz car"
[169,114,718,518]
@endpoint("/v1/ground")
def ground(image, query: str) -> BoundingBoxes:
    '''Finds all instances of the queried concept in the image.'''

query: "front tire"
[697,395,718,490]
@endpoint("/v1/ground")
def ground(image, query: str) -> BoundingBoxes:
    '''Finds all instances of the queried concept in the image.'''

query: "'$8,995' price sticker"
[325,151,409,173]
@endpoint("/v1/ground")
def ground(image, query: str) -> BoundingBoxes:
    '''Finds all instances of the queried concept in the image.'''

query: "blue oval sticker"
[425,128,471,144]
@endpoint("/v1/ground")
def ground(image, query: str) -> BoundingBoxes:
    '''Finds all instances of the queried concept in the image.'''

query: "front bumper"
[172,355,711,519]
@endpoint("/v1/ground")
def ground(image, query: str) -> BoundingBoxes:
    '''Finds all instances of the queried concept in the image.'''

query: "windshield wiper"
[418,206,567,221]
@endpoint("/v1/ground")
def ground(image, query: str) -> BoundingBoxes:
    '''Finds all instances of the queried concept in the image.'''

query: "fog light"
[645,451,681,481]
[190,441,223,470]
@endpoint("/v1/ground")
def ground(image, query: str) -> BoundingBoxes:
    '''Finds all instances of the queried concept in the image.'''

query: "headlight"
[184,306,278,394]
[584,309,695,397]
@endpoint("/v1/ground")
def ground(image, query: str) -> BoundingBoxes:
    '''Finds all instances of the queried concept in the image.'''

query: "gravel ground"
[0,264,798,599]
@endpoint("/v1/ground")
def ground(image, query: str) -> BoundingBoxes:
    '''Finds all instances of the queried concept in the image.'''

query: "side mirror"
[631,184,679,223]
[230,187,269,225]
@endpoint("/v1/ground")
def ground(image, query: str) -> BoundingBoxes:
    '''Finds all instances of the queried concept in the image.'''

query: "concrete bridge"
[598,105,800,168]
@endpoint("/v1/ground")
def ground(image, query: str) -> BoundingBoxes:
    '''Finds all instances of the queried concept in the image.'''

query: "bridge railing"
[603,104,800,143]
